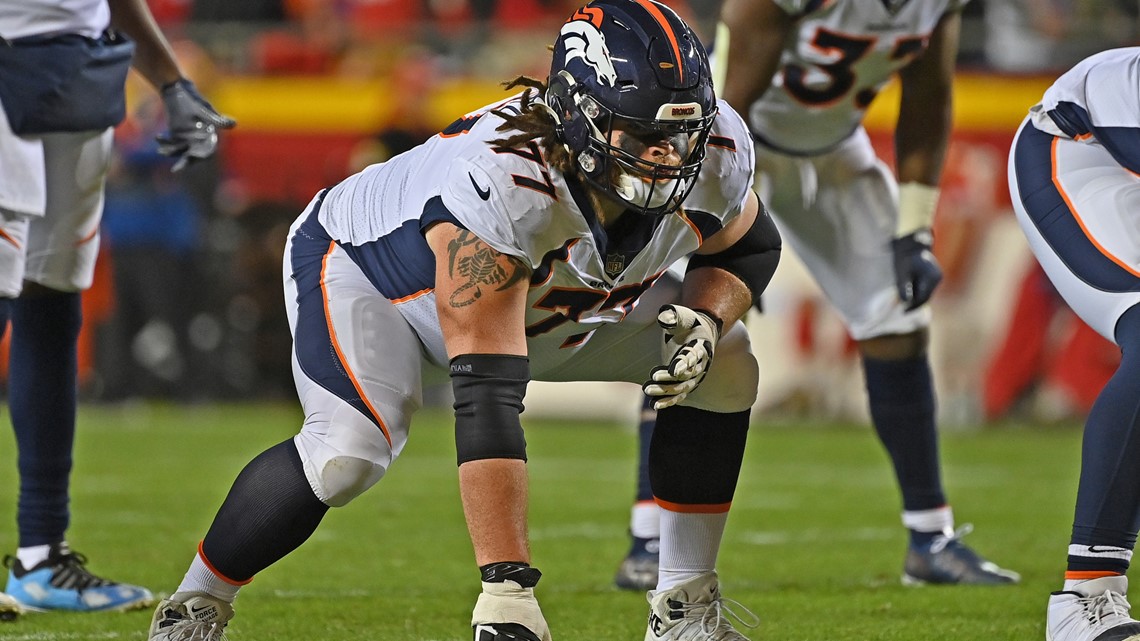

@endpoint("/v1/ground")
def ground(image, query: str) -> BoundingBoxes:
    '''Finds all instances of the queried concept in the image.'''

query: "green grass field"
[0,403,1083,640]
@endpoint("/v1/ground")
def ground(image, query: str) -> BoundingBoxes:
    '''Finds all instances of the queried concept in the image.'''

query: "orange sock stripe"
[653,497,731,514]
[198,540,253,586]
[1064,570,1122,581]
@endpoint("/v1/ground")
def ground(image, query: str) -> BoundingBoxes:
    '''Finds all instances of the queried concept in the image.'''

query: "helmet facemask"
[561,80,716,216]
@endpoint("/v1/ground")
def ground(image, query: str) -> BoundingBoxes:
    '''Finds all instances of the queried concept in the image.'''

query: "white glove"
[157,79,236,172]
[471,580,552,641]
[642,305,720,410]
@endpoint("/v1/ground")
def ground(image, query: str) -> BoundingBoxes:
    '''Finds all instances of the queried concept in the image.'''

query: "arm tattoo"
[445,229,529,307]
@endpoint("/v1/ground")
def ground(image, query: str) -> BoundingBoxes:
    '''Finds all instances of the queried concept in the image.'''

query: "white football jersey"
[318,93,755,368]
[1028,47,1140,174]
[0,0,109,39]
[747,0,968,154]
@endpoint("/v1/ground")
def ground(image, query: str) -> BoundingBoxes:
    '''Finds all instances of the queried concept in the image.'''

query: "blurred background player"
[1008,47,1140,641]
[145,2,779,641]
[615,0,1021,590]
[0,0,234,614]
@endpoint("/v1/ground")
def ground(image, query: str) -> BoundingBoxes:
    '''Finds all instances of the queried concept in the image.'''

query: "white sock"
[901,506,954,534]
[631,501,660,540]
[176,551,242,603]
[15,543,53,570]
[656,510,726,591]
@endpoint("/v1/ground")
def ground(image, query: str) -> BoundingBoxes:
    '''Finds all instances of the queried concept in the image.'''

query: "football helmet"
[546,0,717,215]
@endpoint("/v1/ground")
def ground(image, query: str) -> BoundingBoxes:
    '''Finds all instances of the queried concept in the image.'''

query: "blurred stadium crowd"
[0,0,1136,423]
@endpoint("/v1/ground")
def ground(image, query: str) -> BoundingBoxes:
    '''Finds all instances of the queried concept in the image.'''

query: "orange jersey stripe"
[654,497,731,514]
[390,288,433,304]
[677,211,704,245]
[1051,138,1140,278]
[74,226,98,247]
[320,242,394,448]
[0,228,21,249]
[631,0,684,84]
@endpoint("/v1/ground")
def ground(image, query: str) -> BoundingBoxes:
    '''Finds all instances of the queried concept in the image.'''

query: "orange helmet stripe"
[630,0,684,83]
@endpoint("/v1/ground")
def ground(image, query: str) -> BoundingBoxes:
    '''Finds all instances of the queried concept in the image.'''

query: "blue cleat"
[902,525,1021,586]
[4,543,154,612]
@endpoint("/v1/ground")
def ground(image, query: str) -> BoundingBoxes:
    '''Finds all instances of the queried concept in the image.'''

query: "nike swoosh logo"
[1087,546,1127,554]
[468,172,491,201]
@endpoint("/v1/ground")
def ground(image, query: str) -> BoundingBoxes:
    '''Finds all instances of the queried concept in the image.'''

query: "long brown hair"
[488,76,575,176]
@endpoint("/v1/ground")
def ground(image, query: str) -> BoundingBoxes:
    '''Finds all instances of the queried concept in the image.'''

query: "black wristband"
[480,561,542,588]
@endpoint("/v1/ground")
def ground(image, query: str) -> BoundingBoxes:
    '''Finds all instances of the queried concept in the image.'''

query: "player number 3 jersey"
[748,0,968,154]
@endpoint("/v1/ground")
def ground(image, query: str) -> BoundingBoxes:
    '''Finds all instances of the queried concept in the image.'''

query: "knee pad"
[317,455,385,507]
[296,403,393,507]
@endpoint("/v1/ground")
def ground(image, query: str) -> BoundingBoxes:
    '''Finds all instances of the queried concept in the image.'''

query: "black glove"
[157,79,236,172]
[891,228,942,311]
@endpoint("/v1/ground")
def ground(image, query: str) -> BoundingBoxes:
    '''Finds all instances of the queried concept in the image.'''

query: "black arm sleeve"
[686,197,782,307]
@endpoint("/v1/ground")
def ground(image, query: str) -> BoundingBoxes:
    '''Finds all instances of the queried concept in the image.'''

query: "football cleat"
[0,592,21,622]
[3,543,154,611]
[147,591,234,641]
[615,536,659,591]
[902,525,1020,586]
[644,571,759,641]
[1046,575,1140,641]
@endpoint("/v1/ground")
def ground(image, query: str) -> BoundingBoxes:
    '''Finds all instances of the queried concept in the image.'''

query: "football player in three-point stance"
[614,0,1021,590]
[1008,47,1140,641]
[146,2,780,640]
[0,0,233,617]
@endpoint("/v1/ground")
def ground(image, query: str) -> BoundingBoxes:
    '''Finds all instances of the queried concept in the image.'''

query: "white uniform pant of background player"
[0,101,112,297]
[754,126,930,341]
[1009,119,1140,345]
[282,207,759,507]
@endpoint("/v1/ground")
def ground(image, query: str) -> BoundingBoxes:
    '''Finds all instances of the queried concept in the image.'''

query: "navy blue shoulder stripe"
[421,195,466,232]
[684,209,725,243]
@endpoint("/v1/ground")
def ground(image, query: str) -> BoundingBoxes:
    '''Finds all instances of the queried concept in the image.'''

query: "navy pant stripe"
[289,198,387,437]
[1013,125,1140,293]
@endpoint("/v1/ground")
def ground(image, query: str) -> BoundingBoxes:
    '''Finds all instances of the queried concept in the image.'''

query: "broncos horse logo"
[560,16,617,87]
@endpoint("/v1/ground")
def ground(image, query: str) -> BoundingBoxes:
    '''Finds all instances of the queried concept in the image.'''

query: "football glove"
[891,228,943,311]
[642,305,721,410]
[472,580,552,641]
[157,79,236,172]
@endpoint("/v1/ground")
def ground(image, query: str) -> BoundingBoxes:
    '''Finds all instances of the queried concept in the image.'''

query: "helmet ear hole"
[547,70,594,157]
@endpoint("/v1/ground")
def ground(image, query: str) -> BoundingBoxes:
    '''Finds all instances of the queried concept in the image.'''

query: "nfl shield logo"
[605,253,625,278]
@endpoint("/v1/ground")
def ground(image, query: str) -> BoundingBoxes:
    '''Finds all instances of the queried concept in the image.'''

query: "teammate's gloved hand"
[157,79,236,172]
[643,305,721,410]
[891,228,943,311]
